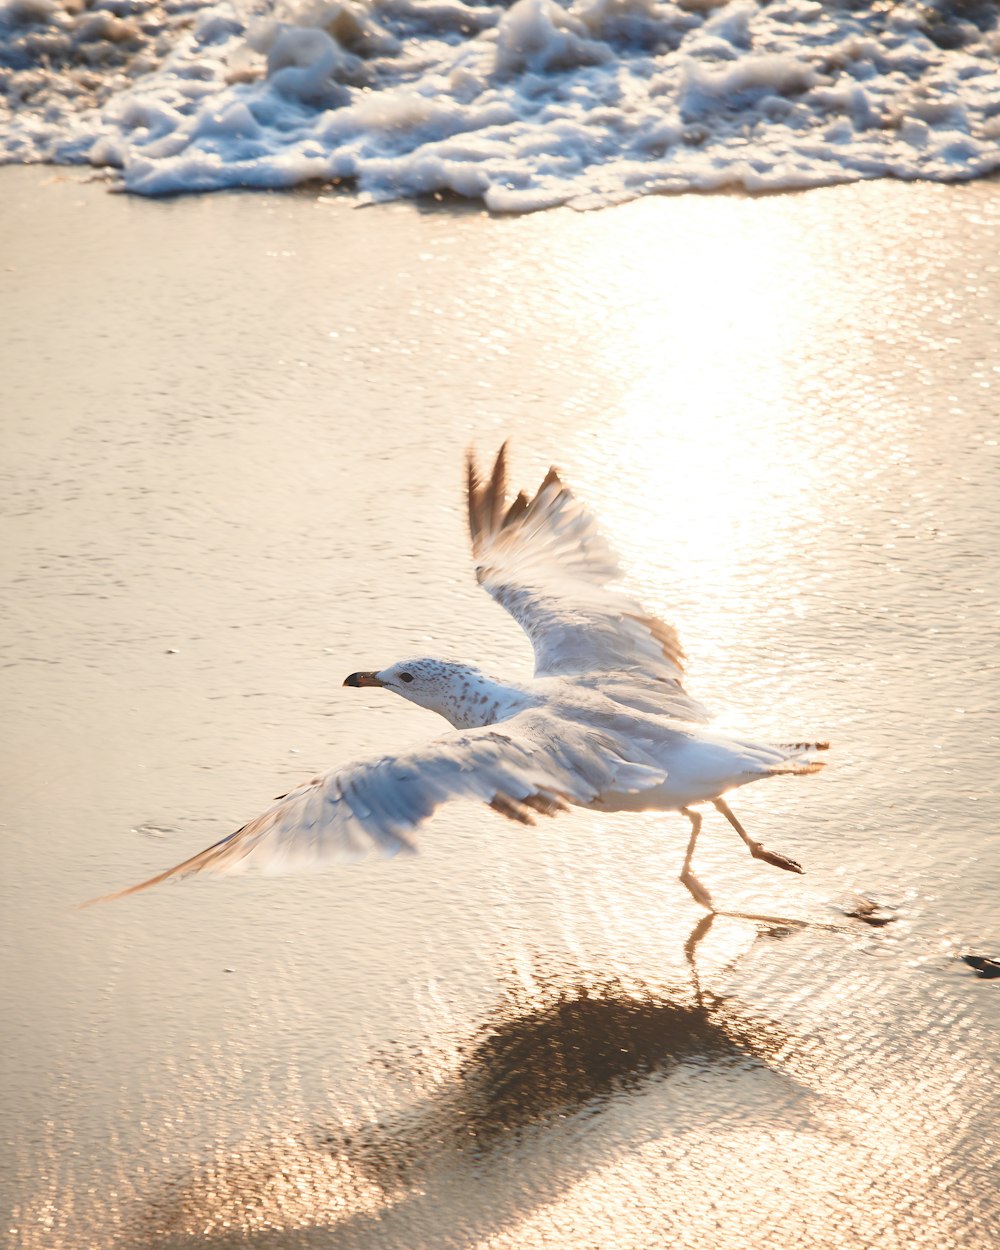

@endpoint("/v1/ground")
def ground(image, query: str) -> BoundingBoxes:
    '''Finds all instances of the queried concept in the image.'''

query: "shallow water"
[1,168,998,1248]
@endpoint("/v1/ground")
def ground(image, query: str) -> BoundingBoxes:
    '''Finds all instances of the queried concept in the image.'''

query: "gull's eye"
[399,672,414,683]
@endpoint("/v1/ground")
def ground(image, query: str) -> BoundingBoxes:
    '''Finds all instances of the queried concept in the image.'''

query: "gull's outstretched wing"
[468,445,709,719]
[82,713,665,905]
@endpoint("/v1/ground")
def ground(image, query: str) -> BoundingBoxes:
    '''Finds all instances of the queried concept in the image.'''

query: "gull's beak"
[343,671,385,688]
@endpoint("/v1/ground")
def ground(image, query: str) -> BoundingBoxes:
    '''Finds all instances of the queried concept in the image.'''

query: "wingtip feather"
[487,443,508,535]
[78,866,178,908]
[467,446,484,548]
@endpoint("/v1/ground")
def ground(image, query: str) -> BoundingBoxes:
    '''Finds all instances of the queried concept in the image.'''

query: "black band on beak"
[343,671,384,688]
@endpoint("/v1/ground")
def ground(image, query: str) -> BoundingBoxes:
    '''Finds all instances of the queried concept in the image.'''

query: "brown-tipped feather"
[77,831,241,908]
[469,447,565,550]
[625,613,687,671]
[467,449,485,549]
[478,449,494,539]
[767,760,827,776]
[485,442,508,537]
[502,490,530,529]
[524,465,563,521]
[489,793,536,825]
[519,792,569,817]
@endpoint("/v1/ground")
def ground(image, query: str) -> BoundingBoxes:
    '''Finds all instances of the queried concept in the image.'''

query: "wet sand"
[1,167,998,1249]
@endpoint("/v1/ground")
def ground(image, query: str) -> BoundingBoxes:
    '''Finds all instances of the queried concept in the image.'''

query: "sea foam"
[2,0,999,209]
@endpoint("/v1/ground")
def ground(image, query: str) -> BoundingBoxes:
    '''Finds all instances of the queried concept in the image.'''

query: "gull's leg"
[679,807,715,910]
[713,798,804,875]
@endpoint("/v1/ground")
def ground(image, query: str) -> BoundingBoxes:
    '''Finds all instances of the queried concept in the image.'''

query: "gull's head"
[343,657,492,725]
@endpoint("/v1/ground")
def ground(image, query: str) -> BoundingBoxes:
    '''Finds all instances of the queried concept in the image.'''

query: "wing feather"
[468,447,709,719]
[82,713,665,905]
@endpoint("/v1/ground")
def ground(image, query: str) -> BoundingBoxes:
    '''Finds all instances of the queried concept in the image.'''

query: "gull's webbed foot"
[713,798,805,876]
[748,842,804,875]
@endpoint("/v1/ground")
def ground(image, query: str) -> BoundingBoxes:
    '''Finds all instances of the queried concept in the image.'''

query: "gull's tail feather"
[764,739,829,776]
[766,759,826,776]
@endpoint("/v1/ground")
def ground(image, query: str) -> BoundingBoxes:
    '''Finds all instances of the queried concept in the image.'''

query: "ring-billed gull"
[86,445,827,909]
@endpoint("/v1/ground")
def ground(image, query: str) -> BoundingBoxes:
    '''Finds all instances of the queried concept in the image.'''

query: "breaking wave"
[2,0,999,209]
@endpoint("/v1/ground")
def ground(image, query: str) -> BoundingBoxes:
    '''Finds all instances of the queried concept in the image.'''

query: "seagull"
[86,445,827,910]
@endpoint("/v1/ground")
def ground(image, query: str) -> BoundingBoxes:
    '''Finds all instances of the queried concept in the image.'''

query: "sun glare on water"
[494,196,855,720]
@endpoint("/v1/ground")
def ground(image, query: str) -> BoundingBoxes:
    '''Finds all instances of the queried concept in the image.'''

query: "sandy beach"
[1,166,999,1249]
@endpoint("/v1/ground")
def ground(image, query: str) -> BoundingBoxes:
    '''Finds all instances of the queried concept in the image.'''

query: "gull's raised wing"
[82,713,665,904]
[468,445,709,719]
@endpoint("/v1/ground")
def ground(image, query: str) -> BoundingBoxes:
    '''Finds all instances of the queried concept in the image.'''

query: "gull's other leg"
[680,807,715,910]
[713,798,804,875]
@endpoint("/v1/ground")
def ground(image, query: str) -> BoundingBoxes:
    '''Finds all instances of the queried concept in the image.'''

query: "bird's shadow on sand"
[132,916,819,1250]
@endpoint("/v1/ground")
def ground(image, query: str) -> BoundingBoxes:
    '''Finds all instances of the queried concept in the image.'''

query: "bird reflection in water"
[360,913,795,1173]
[142,916,813,1249]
